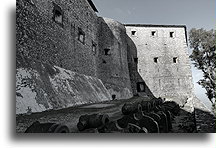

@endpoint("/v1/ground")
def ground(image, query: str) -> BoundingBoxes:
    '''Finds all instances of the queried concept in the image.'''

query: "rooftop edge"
[124,24,186,28]
[87,0,98,12]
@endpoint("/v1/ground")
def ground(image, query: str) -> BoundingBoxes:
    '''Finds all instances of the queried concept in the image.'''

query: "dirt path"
[16,96,151,133]
[17,96,214,133]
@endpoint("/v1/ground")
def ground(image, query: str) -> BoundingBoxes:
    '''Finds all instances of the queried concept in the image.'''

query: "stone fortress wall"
[125,25,195,106]
[16,0,98,77]
[97,17,134,100]
[16,0,195,114]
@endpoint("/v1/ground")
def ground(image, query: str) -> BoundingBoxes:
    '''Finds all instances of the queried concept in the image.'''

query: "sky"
[92,0,215,109]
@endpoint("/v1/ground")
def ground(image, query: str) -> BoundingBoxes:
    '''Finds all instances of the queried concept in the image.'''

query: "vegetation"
[189,28,215,108]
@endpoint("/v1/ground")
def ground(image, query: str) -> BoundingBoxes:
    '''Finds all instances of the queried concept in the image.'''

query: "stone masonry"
[16,0,196,115]
[125,25,195,108]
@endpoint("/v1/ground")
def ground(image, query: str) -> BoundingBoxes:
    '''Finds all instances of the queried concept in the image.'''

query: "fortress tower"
[125,25,195,106]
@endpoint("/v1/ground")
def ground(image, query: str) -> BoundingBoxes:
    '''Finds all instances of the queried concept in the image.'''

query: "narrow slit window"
[173,57,178,63]
[131,31,136,36]
[137,82,145,92]
[170,32,174,38]
[78,28,85,44]
[92,41,97,55]
[53,4,63,25]
[152,31,156,36]
[154,57,158,63]
[104,48,111,55]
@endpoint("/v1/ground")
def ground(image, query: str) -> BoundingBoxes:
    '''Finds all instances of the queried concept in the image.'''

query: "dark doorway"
[137,82,145,92]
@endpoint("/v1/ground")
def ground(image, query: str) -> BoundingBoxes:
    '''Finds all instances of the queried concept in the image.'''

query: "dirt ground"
[16,96,152,133]
[16,96,215,133]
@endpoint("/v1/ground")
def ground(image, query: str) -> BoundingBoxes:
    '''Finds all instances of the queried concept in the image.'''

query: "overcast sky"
[92,0,215,109]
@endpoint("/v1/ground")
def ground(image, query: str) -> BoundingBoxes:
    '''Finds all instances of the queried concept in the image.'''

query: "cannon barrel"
[98,121,124,133]
[140,101,151,112]
[161,101,180,115]
[77,114,109,131]
[122,103,142,115]
[157,111,169,133]
[153,97,163,106]
[25,121,70,133]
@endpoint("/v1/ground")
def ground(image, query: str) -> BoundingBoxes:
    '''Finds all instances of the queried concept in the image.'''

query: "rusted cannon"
[25,121,70,133]
[161,101,180,115]
[154,97,163,106]
[135,112,159,133]
[98,118,148,133]
[140,101,151,112]
[127,123,148,133]
[132,112,159,133]
[146,112,161,125]
[149,100,156,109]
[149,110,172,132]
[157,111,168,133]
[164,110,172,130]
[117,115,137,128]
[133,112,144,120]
[77,114,109,131]
[152,105,162,112]
[138,114,159,133]
[98,121,124,133]
[122,103,142,115]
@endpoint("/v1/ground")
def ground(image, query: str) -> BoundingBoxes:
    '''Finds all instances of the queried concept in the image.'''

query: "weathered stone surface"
[16,0,207,134]
[125,25,195,107]
[16,0,98,77]
[97,17,133,100]
[16,62,111,114]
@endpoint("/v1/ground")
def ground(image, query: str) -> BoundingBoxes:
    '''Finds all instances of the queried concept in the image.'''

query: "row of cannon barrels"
[24,98,180,133]
[77,98,180,133]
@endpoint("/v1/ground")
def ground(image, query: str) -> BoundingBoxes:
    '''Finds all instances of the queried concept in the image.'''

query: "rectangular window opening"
[170,32,174,38]
[173,57,178,63]
[137,82,145,92]
[131,31,136,36]
[134,58,138,64]
[154,57,158,63]
[104,48,111,55]
[92,41,97,55]
[152,31,156,36]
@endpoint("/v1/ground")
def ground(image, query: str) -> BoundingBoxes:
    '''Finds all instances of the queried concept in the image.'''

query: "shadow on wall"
[97,17,155,100]
[97,17,134,100]
[126,34,154,98]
